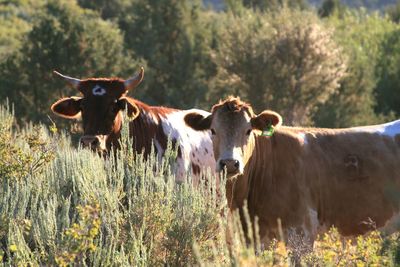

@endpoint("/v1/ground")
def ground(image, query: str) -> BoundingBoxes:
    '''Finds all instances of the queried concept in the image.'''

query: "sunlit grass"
[0,104,399,266]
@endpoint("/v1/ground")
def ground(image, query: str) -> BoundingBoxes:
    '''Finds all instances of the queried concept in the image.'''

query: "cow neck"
[127,98,178,158]
[245,130,309,229]
[226,133,257,211]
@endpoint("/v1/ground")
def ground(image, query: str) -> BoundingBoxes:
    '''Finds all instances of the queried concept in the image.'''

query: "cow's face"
[184,97,282,177]
[51,68,144,153]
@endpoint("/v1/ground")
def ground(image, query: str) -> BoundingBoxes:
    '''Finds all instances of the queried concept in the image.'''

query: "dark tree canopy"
[0,0,139,122]
[1,0,400,128]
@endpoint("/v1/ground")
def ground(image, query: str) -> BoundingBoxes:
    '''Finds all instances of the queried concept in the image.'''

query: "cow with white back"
[184,96,400,244]
[51,68,215,181]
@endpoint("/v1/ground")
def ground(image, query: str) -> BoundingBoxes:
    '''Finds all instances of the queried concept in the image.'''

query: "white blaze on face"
[92,85,106,96]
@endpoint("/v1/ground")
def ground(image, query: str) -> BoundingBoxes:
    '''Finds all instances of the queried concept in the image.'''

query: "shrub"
[0,103,55,181]
[209,6,346,125]
[304,228,391,266]
[314,10,398,127]
[1,103,400,265]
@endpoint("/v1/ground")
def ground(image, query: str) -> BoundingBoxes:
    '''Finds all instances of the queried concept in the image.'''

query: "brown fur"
[185,96,400,243]
[126,99,178,158]
[52,75,179,160]
[211,96,255,116]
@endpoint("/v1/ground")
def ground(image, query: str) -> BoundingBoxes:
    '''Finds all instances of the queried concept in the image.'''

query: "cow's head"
[51,68,144,153]
[184,96,282,177]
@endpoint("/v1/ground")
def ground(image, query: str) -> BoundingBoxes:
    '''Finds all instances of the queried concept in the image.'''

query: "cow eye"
[210,129,216,135]
[246,129,252,135]
[115,99,125,111]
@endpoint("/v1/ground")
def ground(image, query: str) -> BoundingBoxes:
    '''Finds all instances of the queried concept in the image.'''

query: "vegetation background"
[3,0,400,127]
[2,0,400,265]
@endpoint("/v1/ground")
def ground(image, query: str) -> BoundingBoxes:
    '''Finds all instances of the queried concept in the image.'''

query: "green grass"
[0,104,399,266]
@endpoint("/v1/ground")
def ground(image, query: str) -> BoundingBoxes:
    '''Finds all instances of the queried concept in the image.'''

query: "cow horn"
[53,70,81,88]
[124,67,144,91]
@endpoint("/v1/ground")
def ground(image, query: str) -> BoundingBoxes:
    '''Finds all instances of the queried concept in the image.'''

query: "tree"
[318,0,347,17]
[242,0,309,11]
[209,7,346,125]
[77,0,131,20]
[375,29,400,117]
[386,1,400,23]
[117,0,216,108]
[0,0,44,61]
[314,11,397,127]
[0,0,141,122]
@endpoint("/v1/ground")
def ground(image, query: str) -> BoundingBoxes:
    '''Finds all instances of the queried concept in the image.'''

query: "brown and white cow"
[184,96,400,243]
[50,68,215,181]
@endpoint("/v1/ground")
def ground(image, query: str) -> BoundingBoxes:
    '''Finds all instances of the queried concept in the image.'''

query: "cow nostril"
[234,160,239,169]
[219,161,226,170]
[91,138,99,146]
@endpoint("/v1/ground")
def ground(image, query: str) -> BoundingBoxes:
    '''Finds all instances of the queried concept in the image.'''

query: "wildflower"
[88,243,96,252]
[9,244,17,252]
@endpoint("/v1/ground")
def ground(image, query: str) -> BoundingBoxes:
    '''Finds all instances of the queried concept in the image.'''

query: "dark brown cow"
[51,68,215,181]
[184,96,400,244]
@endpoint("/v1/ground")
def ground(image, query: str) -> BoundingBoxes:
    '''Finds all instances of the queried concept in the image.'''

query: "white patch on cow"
[142,110,158,125]
[92,85,106,96]
[380,212,400,235]
[351,119,400,137]
[301,208,327,246]
[307,208,319,238]
[160,109,216,182]
[154,139,164,162]
[298,133,308,145]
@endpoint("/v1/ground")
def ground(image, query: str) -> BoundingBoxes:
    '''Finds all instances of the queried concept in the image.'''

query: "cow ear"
[118,97,140,120]
[251,110,282,131]
[51,97,82,119]
[184,112,212,131]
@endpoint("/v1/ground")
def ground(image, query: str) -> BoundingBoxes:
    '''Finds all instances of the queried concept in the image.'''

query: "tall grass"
[0,104,399,266]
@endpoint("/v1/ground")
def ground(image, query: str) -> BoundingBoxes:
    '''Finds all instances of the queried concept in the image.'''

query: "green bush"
[0,103,55,182]
[0,105,225,265]
[209,6,346,125]
[1,103,400,265]
[314,10,398,127]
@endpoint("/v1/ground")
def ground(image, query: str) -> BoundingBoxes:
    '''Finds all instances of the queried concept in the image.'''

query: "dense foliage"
[1,0,400,126]
[2,0,400,265]
[209,6,346,125]
[1,105,399,266]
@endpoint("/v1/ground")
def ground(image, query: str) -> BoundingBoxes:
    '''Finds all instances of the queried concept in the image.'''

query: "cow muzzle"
[80,135,107,152]
[218,159,241,175]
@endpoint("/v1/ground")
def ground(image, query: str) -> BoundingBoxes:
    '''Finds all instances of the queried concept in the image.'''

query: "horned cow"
[51,68,215,181]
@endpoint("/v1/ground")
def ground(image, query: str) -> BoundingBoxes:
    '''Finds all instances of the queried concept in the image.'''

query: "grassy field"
[1,103,400,266]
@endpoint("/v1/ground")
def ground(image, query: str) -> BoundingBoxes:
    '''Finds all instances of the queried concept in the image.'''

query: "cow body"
[51,68,215,181]
[184,96,400,244]
[241,124,400,242]
[127,100,215,181]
